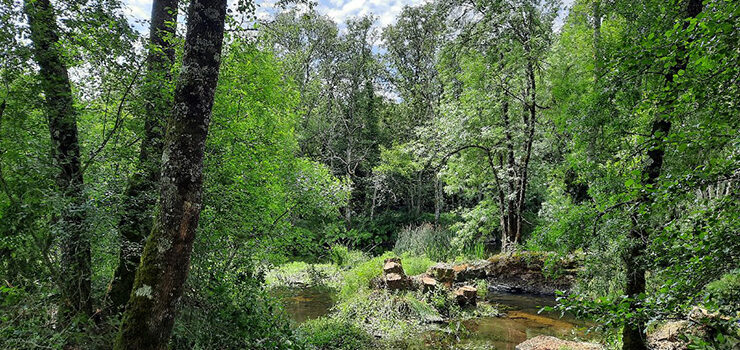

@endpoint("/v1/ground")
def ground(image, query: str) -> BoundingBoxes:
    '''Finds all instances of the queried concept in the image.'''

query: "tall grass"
[393,223,455,261]
[338,252,434,300]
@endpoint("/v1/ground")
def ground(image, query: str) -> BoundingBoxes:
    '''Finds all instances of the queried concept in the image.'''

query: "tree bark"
[114,0,227,348]
[621,1,702,349]
[106,0,179,314]
[24,0,92,320]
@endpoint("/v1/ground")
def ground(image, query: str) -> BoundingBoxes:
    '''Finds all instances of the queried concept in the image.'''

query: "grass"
[297,317,374,350]
[264,261,342,289]
[338,251,435,301]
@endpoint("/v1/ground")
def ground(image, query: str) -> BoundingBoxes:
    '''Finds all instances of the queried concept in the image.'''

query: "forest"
[0,0,738,349]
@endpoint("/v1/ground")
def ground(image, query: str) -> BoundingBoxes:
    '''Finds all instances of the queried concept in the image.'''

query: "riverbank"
[265,251,593,349]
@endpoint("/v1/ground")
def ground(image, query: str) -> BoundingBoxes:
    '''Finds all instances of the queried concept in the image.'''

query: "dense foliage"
[0,0,737,348]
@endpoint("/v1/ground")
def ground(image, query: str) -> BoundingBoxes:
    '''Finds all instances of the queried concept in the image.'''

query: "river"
[272,286,593,349]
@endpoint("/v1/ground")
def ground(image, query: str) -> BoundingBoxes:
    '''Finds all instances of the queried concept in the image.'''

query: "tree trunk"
[114,0,227,348]
[434,173,441,226]
[24,0,92,320]
[106,0,179,314]
[621,1,702,349]
[592,0,602,83]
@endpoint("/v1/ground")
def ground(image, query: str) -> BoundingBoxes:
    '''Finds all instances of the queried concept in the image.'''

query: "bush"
[298,317,374,350]
[704,270,740,315]
[400,252,434,275]
[328,244,367,268]
[339,252,395,300]
[394,223,455,261]
[171,270,300,350]
[338,252,434,300]
[0,284,113,349]
[264,262,342,288]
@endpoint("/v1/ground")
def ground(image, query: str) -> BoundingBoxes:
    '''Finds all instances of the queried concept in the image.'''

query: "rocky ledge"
[428,252,579,295]
[516,335,603,350]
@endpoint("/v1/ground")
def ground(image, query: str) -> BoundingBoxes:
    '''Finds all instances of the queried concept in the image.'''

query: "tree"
[106,0,179,314]
[23,0,91,320]
[621,0,702,348]
[379,3,445,222]
[435,0,557,252]
[115,0,228,347]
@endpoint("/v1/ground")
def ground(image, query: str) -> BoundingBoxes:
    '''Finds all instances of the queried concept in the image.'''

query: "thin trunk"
[621,1,702,349]
[370,181,377,220]
[434,173,441,226]
[592,0,602,83]
[515,55,537,247]
[106,0,179,314]
[114,0,227,347]
[24,0,91,320]
[500,98,518,252]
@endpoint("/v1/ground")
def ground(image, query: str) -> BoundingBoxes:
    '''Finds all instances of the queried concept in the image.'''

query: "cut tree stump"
[383,261,404,276]
[421,276,437,292]
[385,273,408,290]
[455,285,477,306]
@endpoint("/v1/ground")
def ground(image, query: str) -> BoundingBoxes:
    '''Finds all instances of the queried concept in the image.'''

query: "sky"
[122,0,433,31]
[122,0,571,36]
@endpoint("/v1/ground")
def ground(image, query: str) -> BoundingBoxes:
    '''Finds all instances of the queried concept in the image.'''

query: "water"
[273,287,592,349]
[270,285,335,323]
[451,292,591,350]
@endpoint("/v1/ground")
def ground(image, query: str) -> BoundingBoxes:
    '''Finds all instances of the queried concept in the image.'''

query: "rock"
[516,335,603,350]
[484,252,577,295]
[688,306,731,323]
[648,321,692,350]
[454,285,477,306]
[421,276,437,292]
[428,263,455,285]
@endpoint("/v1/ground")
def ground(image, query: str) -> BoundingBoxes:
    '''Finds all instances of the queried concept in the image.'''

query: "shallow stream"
[272,286,593,349]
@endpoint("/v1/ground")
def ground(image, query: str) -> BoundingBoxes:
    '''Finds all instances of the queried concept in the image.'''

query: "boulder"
[454,285,477,306]
[648,321,691,350]
[516,335,603,350]
[455,261,489,281]
[428,263,455,285]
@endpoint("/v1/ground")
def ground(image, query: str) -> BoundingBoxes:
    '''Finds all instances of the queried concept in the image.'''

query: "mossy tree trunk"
[24,0,92,320]
[621,0,702,348]
[106,0,179,314]
[114,0,227,348]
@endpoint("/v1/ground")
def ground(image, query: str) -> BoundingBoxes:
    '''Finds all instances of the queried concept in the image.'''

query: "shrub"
[171,270,300,350]
[264,262,342,288]
[339,252,395,300]
[703,270,740,315]
[328,244,350,266]
[400,252,434,275]
[298,317,374,350]
[333,289,443,340]
[394,223,455,261]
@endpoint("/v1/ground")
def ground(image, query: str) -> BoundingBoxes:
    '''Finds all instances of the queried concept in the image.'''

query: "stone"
[454,285,477,306]
[428,263,455,285]
[516,335,603,350]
